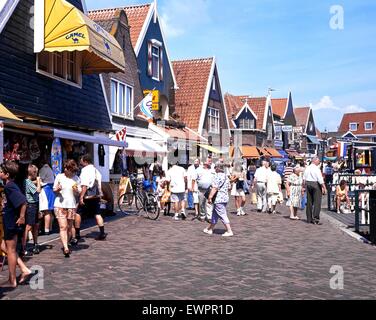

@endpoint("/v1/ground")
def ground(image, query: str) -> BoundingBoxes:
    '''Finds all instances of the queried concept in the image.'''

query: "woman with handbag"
[53,159,81,257]
[203,162,234,237]
[230,162,246,216]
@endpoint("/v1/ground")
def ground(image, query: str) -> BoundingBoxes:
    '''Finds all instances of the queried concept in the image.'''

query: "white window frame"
[36,51,82,88]
[110,78,134,120]
[212,77,216,91]
[365,122,373,131]
[349,122,358,131]
[239,118,254,130]
[208,107,220,134]
[151,45,160,81]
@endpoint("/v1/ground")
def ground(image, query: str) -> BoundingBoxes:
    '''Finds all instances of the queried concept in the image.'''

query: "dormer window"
[349,123,358,131]
[365,122,373,131]
[239,119,255,129]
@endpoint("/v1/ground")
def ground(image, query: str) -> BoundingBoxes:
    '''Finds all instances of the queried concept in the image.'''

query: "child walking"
[22,164,42,256]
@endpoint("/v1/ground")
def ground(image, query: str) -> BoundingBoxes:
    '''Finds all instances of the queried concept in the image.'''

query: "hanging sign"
[51,138,62,177]
[143,90,160,111]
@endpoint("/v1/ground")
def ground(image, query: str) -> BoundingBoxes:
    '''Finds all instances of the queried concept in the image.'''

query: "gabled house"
[88,7,166,178]
[271,91,297,150]
[171,57,230,156]
[294,107,320,156]
[224,94,275,149]
[338,112,376,142]
[0,0,127,182]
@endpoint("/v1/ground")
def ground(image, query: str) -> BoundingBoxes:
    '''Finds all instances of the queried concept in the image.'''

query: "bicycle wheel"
[145,193,160,220]
[118,192,135,214]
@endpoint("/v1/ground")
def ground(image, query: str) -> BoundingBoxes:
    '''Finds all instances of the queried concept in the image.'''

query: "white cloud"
[311,96,367,131]
[311,96,340,111]
[343,105,367,113]
[159,0,211,39]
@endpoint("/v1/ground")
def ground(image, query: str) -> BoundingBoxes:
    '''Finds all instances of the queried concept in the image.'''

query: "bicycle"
[118,174,160,220]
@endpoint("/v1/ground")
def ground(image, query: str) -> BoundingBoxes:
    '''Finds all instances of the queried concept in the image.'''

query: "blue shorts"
[26,203,39,226]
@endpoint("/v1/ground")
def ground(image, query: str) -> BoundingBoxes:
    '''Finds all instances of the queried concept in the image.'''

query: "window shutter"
[147,41,152,77]
[159,46,164,81]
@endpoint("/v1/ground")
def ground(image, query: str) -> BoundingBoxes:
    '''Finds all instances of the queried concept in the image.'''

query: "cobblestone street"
[1,199,376,300]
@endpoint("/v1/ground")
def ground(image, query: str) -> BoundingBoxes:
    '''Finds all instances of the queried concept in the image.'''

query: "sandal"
[62,248,71,258]
[19,271,34,285]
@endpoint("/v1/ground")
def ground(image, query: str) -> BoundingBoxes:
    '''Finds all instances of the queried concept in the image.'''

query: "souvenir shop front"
[0,120,126,182]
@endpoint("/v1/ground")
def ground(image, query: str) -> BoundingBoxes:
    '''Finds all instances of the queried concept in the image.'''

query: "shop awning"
[278,149,289,158]
[307,135,320,145]
[125,136,167,154]
[54,129,126,147]
[257,147,271,157]
[230,146,260,159]
[197,144,222,154]
[0,103,22,121]
[38,0,125,74]
[286,150,303,159]
[264,147,282,158]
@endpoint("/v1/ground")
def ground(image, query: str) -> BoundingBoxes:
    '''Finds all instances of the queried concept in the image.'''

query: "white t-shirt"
[166,165,187,193]
[80,164,102,188]
[197,167,214,190]
[53,174,81,208]
[188,165,203,191]
[254,166,270,183]
[266,171,282,194]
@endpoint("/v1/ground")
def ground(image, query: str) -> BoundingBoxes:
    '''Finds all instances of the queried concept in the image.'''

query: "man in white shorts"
[166,162,187,220]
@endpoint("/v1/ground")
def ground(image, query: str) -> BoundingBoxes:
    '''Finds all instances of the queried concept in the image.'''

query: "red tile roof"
[339,112,376,135]
[172,58,214,131]
[88,4,151,49]
[294,107,310,129]
[272,98,287,118]
[224,94,267,130]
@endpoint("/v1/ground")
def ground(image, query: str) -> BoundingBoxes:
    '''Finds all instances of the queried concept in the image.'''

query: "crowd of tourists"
[0,154,106,288]
[2,151,375,288]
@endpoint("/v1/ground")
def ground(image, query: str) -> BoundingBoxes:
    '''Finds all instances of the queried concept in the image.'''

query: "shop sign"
[143,90,160,111]
[274,126,282,133]
[282,125,293,132]
[274,140,283,148]
[115,127,127,141]
[293,126,303,133]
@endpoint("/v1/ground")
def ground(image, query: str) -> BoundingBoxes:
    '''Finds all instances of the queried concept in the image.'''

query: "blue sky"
[85,0,376,131]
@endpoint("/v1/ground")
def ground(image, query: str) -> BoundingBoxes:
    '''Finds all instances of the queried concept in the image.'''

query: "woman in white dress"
[53,160,81,257]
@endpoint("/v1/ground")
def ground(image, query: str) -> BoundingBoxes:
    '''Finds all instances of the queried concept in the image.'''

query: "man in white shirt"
[266,164,282,214]
[303,157,327,225]
[253,160,271,213]
[188,159,203,219]
[76,154,106,241]
[166,162,187,220]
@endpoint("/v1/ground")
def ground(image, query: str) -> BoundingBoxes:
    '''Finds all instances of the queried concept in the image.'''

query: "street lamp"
[321,128,328,167]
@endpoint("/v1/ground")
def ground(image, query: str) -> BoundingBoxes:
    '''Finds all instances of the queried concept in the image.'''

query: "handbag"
[84,179,101,200]
[161,186,171,204]
[236,180,244,190]
[204,178,226,203]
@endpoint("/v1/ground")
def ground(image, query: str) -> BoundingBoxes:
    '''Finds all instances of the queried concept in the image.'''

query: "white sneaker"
[240,209,246,216]
[174,215,181,220]
[222,231,234,237]
[236,211,241,216]
[203,228,213,235]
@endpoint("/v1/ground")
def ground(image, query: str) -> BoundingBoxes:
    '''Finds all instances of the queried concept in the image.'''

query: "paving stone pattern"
[1,200,376,300]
